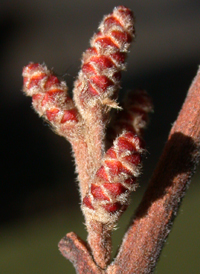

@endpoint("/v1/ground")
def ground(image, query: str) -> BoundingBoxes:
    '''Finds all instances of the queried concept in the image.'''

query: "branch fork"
[22,5,200,274]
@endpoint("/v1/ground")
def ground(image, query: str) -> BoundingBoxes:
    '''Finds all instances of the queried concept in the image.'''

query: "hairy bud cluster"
[82,131,144,225]
[22,6,153,268]
[22,6,152,235]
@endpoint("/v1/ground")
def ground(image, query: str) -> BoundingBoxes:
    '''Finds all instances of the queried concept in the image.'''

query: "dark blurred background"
[1,0,200,273]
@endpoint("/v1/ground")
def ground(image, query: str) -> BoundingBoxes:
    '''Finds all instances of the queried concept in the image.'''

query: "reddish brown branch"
[107,68,200,274]
[58,232,102,274]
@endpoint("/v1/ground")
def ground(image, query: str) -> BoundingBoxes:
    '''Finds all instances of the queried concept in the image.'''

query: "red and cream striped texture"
[82,131,144,224]
[73,6,135,117]
[22,63,80,139]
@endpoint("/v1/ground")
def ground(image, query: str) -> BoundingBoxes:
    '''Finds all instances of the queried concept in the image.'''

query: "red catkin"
[73,6,135,117]
[22,63,79,138]
[82,131,144,224]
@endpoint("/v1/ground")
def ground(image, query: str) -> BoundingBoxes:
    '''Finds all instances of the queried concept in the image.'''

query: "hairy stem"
[72,139,91,198]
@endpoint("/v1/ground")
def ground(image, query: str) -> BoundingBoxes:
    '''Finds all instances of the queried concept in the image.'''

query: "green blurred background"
[1,0,200,273]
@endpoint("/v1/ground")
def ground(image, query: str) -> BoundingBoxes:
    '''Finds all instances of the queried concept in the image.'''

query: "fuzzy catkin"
[73,6,135,118]
[23,63,80,139]
[82,131,144,225]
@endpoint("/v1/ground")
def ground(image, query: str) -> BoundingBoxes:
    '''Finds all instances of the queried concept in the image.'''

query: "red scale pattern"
[74,6,134,112]
[83,131,144,219]
[22,63,79,132]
